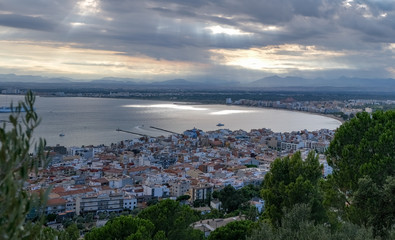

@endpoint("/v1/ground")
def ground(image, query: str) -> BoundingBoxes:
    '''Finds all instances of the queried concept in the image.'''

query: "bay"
[0,95,341,147]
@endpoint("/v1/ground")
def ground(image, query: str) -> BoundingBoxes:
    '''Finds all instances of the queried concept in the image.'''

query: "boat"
[216,123,225,127]
[0,106,26,113]
[59,132,65,137]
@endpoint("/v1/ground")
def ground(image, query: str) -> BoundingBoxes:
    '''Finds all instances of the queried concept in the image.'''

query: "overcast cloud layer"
[0,0,395,82]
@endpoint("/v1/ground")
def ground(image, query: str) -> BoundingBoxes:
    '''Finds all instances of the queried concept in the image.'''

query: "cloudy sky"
[0,0,395,82]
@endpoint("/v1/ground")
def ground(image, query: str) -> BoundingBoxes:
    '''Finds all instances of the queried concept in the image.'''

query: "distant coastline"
[39,94,345,125]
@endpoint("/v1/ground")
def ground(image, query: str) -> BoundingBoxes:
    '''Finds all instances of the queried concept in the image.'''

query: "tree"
[214,184,260,214]
[239,184,260,200]
[248,204,376,240]
[176,195,190,202]
[217,185,246,213]
[326,110,395,237]
[138,199,203,240]
[84,215,155,240]
[326,110,395,193]
[0,91,49,239]
[208,220,256,240]
[261,151,325,226]
[58,223,79,240]
[351,176,395,238]
[246,206,259,222]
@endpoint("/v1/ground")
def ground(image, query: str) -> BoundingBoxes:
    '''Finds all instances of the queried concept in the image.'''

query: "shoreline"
[36,94,346,125]
[212,103,345,125]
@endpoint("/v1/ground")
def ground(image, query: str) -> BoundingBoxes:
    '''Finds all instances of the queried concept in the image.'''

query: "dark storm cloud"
[0,13,55,31]
[1,0,395,79]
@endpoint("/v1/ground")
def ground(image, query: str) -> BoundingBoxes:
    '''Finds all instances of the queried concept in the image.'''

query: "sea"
[0,95,342,147]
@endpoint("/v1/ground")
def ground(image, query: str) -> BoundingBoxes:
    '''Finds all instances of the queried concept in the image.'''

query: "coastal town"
[2,88,392,234]
[28,125,335,232]
[3,87,395,120]
[227,97,395,120]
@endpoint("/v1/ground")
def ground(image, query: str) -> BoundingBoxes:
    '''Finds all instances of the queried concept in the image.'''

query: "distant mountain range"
[1,74,395,92]
[248,76,395,90]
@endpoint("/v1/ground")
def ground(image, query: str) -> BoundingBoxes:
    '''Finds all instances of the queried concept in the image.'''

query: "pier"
[116,128,152,138]
[149,126,179,135]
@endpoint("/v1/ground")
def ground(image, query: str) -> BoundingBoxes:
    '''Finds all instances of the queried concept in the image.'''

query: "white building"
[123,196,138,210]
[169,179,191,197]
[189,183,213,202]
[75,193,124,215]
[143,184,170,198]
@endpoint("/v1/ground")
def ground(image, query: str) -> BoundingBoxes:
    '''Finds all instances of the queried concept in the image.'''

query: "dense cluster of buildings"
[27,127,335,219]
[228,98,395,117]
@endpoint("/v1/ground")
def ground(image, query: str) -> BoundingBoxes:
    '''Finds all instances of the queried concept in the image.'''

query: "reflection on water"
[123,104,208,111]
[0,95,342,147]
[210,110,255,115]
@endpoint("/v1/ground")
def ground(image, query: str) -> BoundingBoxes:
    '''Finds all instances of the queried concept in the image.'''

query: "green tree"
[261,151,325,226]
[248,204,376,240]
[65,223,79,240]
[84,215,155,240]
[246,206,259,222]
[326,110,395,237]
[240,184,260,200]
[0,91,49,240]
[217,185,246,213]
[176,195,190,202]
[326,110,395,194]
[57,223,79,240]
[208,220,256,240]
[351,176,395,238]
[138,199,203,240]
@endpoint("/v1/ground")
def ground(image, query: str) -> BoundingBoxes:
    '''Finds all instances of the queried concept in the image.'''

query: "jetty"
[149,126,179,135]
[116,128,152,138]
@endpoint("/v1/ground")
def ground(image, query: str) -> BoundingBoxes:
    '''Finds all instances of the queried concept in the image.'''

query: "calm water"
[0,95,341,147]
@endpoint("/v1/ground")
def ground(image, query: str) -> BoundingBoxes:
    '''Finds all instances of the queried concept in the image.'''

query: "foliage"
[326,110,395,237]
[193,199,207,208]
[147,198,159,206]
[351,176,395,238]
[217,185,245,213]
[138,199,203,240]
[176,195,190,201]
[248,204,376,240]
[200,209,224,220]
[55,223,80,240]
[261,151,325,227]
[245,164,257,168]
[215,184,260,214]
[0,91,49,240]
[46,213,57,223]
[208,220,256,240]
[239,184,260,200]
[245,206,259,221]
[327,110,395,192]
[84,215,155,240]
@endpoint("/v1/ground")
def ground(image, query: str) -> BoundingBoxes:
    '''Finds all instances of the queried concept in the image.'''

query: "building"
[210,199,222,210]
[75,193,124,215]
[45,198,67,215]
[189,183,214,202]
[192,216,244,237]
[168,179,191,197]
[123,196,138,210]
[143,184,170,198]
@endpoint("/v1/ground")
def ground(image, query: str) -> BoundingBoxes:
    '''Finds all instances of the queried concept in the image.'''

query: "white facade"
[76,194,124,215]
[109,178,123,188]
[169,179,191,197]
[143,185,170,198]
[123,197,138,210]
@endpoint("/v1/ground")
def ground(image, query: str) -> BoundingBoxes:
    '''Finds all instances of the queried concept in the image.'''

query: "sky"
[0,0,395,82]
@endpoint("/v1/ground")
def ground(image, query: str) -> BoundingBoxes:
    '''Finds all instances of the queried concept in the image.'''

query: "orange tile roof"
[47,198,66,206]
